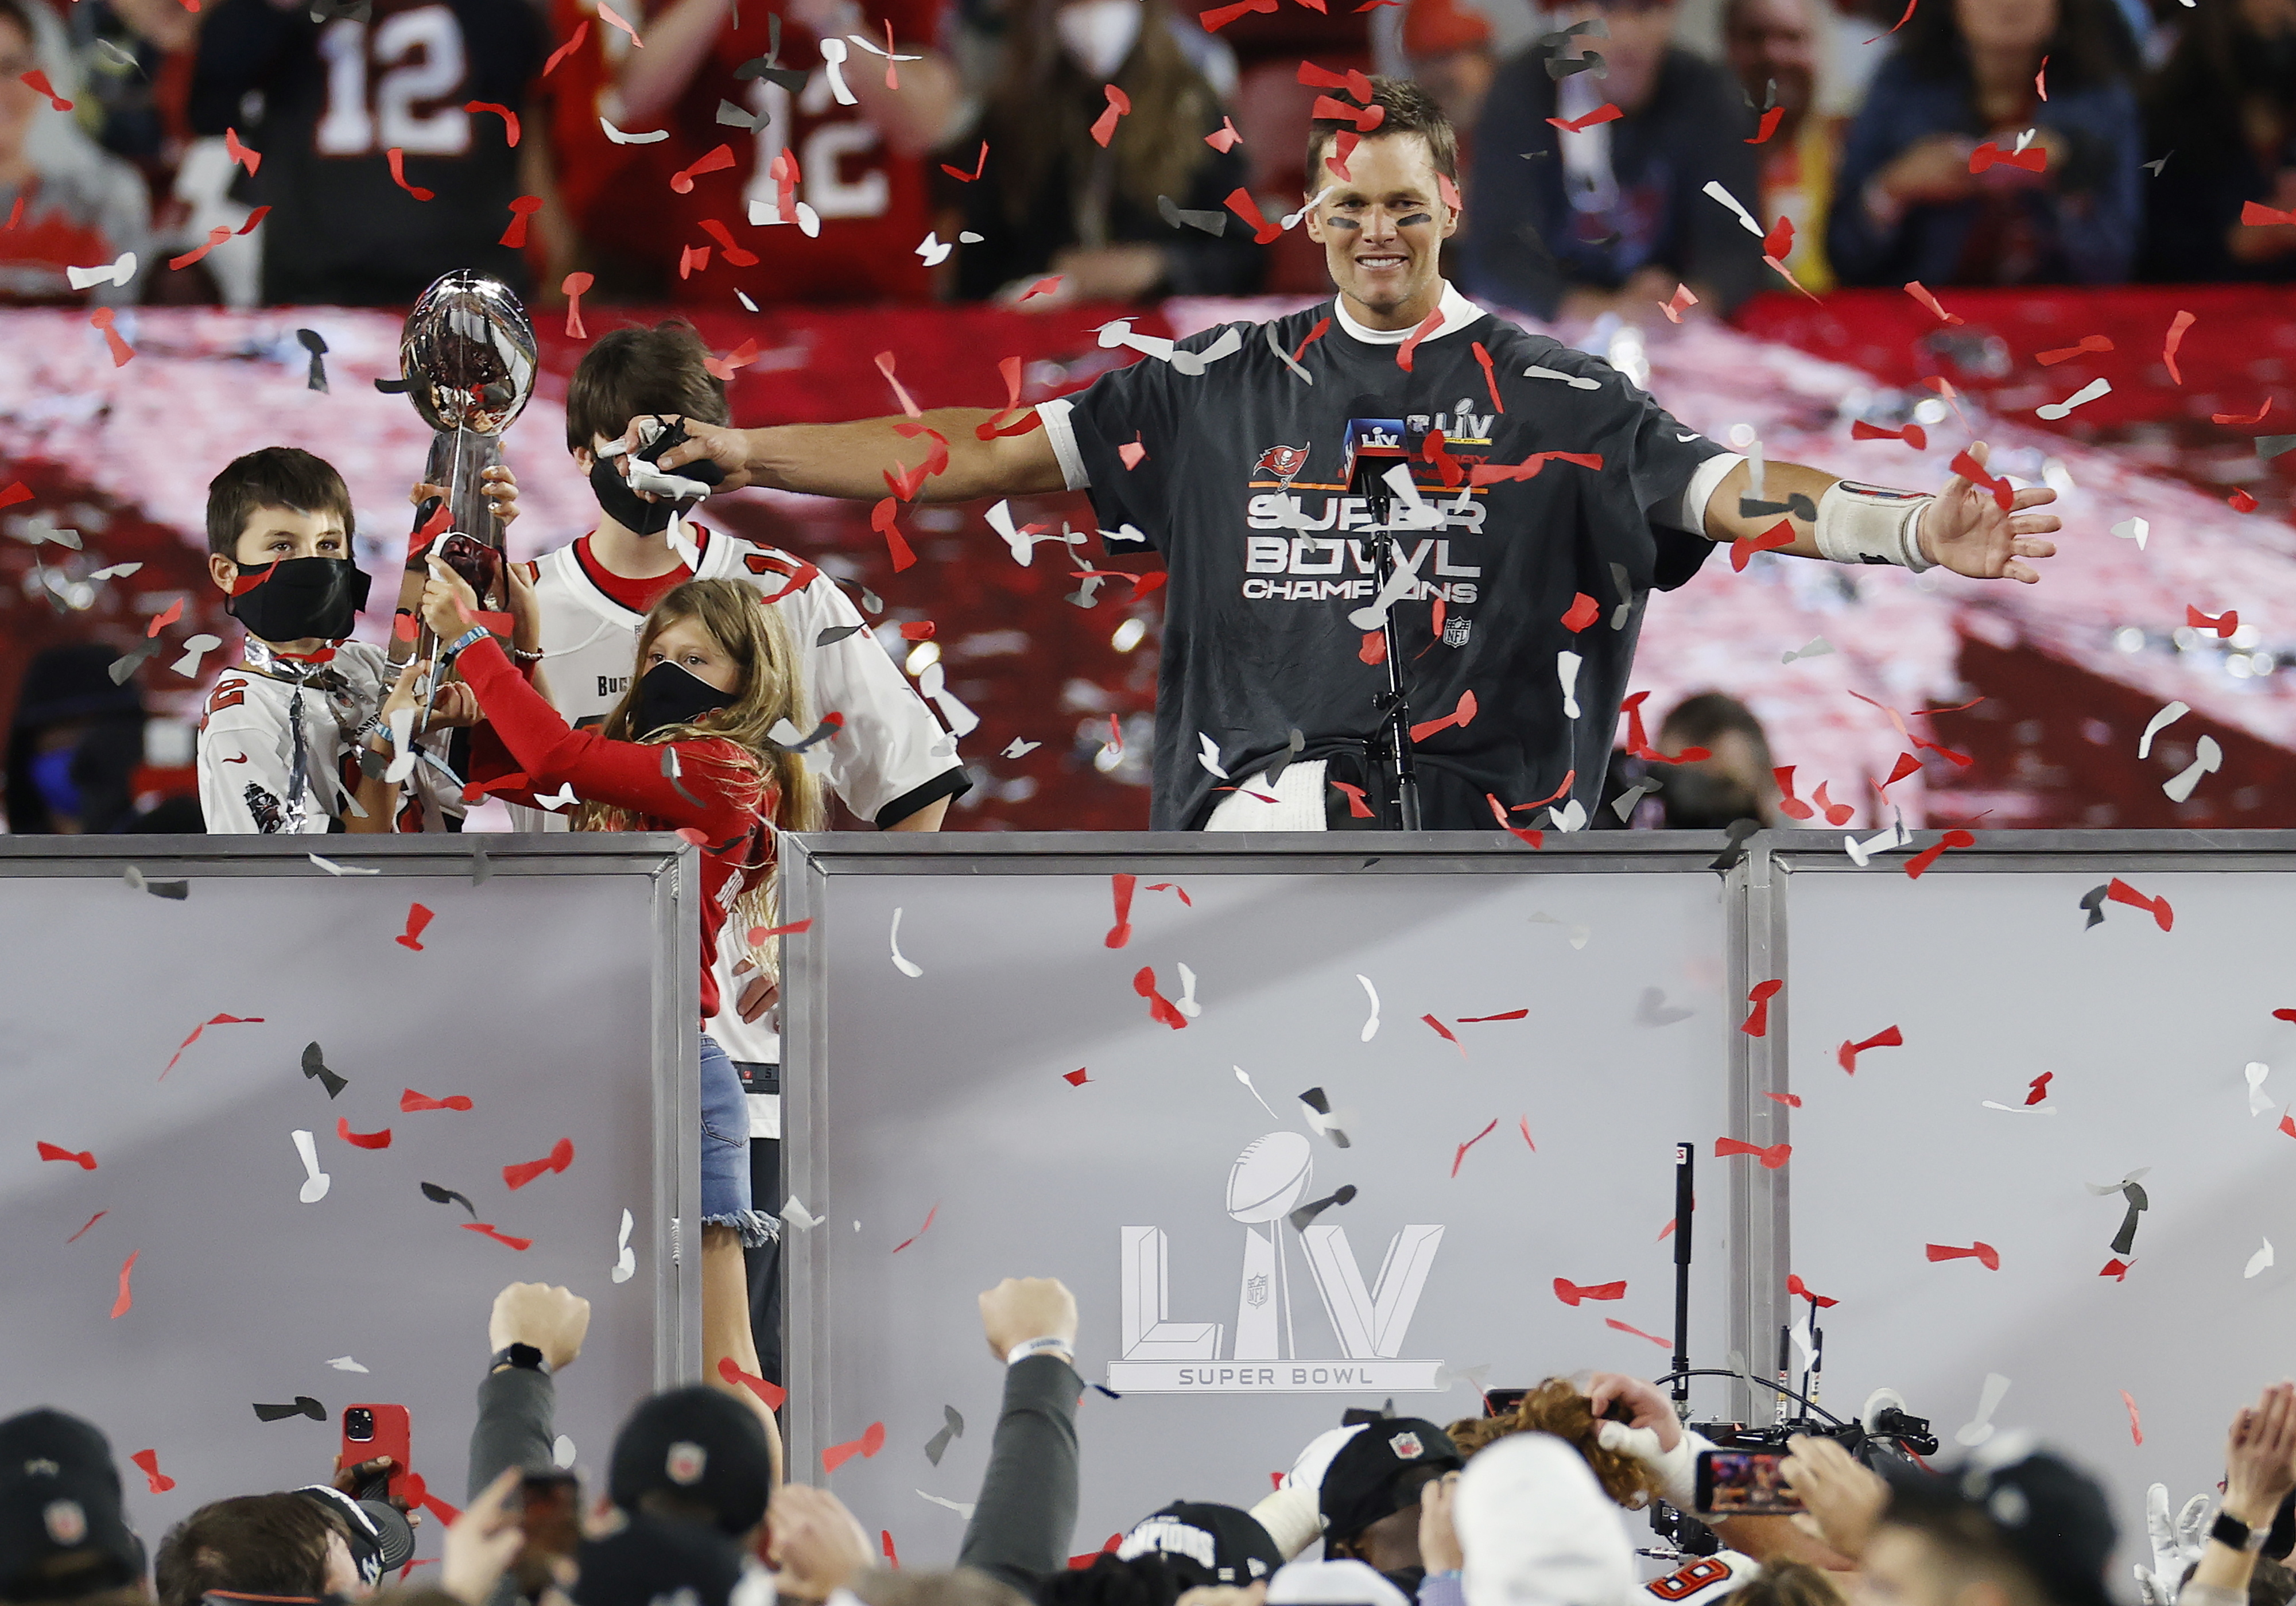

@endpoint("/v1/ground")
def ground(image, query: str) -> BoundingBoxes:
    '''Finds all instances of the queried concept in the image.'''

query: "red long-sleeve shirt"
[457,637,775,1018]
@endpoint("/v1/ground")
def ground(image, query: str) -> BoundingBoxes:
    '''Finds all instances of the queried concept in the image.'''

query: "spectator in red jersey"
[188,0,546,305]
[956,0,1259,305]
[547,0,962,304]
[0,0,152,305]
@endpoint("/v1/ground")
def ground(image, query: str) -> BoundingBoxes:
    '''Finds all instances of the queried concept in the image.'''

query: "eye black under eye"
[1397,212,1434,227]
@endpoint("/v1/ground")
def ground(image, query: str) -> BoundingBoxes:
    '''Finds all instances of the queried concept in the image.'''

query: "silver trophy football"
[388,270,537,671]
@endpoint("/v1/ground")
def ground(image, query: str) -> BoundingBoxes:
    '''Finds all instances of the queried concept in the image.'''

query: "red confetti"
[225,126,261,174]
[2282,1111,2296,1140]
[746,919,814,944]
[2216,399,2272,426]
[1448,1116,1498,1174]
[110,1251,137,1318]
[37,1142,96,1169]
[2100,1259,2132,1282]
[1106,873,1135,948]
[891,1202,938,1252]
[385,148,435,201]
[1118,437,1147,470]
[20,69,68,110]
[1064,1068,1090,1087]
[129,1449,174,1493]
[2243,200,2296,227]
[1716,1136,1792,1169]
[2035,55,2049,99]
[1198,0,1274,29]
[1926,1242,2001,1270]
[2024,1072,2053,1105]
[0,197,15,229]
[1852,419,1927,449]
[2231,489,2260,514]
[1409,689,1477,743]
[1017,275,1062,302]
[1765,1092,1804,1108]
[1949,449,2016,511]
[1882,752,1925,789]
[1358,630,1386,665]
[1332,781,1375,818]
[160,1013,264,1079]
[464,101,519,145]
[1484,792,1544,849]
[869,499,915,571]
[1731,517,1797,572]
[1397,306,1445,373]
[2105,877,2174,930]
[1520,1116,1537,1150]
[1469,451,1604,486]
[2122,1389,2143,1444]
[1659,282,1700,323]
[671,144,736,194]
[1604,1318,1673,1348]
[1222,188,1281,246]
[2165,311,2195,386]
[1558,593,1601,632]
[1786,1274,1839,1308]
[1069,1537,1125,1570]
[1425,1016,1468,1060]
[1747,106,1783,143]
[874,350,924,420]
[595,2,642,44]
[1133,967,1188,1030]
[401,1089,474,1112]
[1458,1008,1529,1023]
[1090,84,1130,148]
[882,1532,899,1569]
[1905,829,1976,878]
[336,1118,392,1150]
[940,141,988,182]
[462,1223,533,1251]
[678,245,712,278]
[503,1137,575,1189]
[1837,1026,1905,1073]
[1618,691,1711,765]
[2187,604,2239,638]
[1904,281,1964,325]
[1554,1277,1627,1306]
[1546,103,1622,134]
[1145,881,1190,906]
[2037,334,2112,366]
[0,482,28,509]
[822,1421,886,1473]
[1469,340,1505,414]
[717,1355,787,1410]
[1741,979,1782,1037]
[1761,214,1794,262]
[1969,141,2046,174]
[498,195,542,249]
[542,19,591,75]
[396,903,435,951]
[67,1211,106,1243]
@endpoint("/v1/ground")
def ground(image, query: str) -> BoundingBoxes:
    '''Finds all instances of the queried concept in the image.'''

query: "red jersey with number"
[542,0,938,303]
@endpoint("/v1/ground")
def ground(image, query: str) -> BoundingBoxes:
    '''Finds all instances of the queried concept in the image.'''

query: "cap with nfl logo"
[1317,1419,1464,1548]
[1118,1502,1283,1588]
[607,1387,773,1538]
[0,1409,144,1602]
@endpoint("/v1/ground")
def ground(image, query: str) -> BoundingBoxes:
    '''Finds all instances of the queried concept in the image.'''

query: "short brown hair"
[153,1495,335,1606]
[565,321,730,452]
[1444,1380,1662,1509]
[204,447,354,560]
[1733,1562,1847,1606]
[1305,75,1459,191]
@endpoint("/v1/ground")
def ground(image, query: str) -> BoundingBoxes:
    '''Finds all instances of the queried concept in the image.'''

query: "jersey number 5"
[315,8,472,158]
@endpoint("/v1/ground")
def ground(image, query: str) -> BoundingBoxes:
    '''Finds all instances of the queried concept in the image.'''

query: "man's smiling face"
[1304,131,1461,330]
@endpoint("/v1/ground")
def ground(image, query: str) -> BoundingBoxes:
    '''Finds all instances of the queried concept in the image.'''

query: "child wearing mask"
[415,564,810,1403]
[195,447,516,835]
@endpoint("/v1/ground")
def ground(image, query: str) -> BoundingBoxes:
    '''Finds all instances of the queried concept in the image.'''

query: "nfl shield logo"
[1246,1274,1270,1308]
[1441,617,1471,647]
[1389,1432,1425,1460]
[44,1501,86,1546]
[1253,444,1310,487]
[665,1442,708,1485]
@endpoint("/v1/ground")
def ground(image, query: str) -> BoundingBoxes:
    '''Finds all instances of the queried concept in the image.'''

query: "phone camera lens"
[346,1409,374,1442]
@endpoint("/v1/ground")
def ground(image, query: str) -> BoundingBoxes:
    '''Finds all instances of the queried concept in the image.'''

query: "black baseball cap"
[1118,1502,1283,1588]
[290,1485,416,1588]
[1880,1440,2116,1606]
[1317,1419,1463,1547]
[607,1388,771,1538]
[573,1510,744,1606]
[0,1409,143,1602]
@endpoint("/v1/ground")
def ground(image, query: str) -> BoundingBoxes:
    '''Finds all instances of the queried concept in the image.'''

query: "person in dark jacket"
[1463,0,1764,321]
[1826,0,2141,288]
[2139,0,2296,283]
[957,0,1260,306]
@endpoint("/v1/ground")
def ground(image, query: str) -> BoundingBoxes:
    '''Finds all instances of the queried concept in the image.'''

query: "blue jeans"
[700,1033,774,1247]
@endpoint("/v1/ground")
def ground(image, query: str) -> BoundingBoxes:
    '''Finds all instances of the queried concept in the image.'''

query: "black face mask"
[227,556,371,643]
[590,453,686,537]
[631,659,734,738]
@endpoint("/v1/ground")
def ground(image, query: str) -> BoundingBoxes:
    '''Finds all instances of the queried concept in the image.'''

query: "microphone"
[1339,397,1413,520]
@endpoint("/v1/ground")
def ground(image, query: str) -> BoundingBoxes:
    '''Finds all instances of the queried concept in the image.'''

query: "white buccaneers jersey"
[196,640,457,833]
[1643,1551,1761,1606]
[514,520,971,1076]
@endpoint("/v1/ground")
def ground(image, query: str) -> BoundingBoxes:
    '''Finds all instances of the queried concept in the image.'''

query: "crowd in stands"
[13,1271,2296,1606]
[0,0,2291,310]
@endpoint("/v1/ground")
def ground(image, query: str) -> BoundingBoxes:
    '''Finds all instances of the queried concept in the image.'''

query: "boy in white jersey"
[195,448,500,835]
[522,321,971,1380]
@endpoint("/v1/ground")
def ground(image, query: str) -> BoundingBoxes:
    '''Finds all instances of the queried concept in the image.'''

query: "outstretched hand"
[607,414,757,495]
[1918,441,2060,584]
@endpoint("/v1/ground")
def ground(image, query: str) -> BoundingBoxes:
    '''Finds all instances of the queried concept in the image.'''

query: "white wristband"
[1813,480,1936,572]
[1006,1336,1072,1366]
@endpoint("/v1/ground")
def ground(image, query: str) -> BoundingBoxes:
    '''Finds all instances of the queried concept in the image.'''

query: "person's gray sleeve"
[468,1366,557,1502]
[955,1355,1083,1592]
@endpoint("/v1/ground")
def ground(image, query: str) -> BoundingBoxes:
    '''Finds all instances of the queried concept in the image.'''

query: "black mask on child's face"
[631,659,734,738]
[589,454,686,537]
[226,556,371,643]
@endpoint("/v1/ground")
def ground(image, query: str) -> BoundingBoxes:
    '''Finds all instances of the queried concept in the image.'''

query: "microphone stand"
[1358,475,1424,832]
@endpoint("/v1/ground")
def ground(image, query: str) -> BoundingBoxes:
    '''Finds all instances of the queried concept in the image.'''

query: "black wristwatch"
[2213,1511,2269,1553]
[490,1343,549,1376]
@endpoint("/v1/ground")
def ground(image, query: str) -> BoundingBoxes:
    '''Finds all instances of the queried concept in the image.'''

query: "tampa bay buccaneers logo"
[1254,443,1310,488]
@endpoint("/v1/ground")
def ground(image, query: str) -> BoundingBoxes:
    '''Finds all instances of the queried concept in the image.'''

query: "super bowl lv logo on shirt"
[1241,399,1496,604]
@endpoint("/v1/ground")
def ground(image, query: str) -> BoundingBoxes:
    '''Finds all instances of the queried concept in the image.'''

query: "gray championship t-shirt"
[1041,283,1736,831]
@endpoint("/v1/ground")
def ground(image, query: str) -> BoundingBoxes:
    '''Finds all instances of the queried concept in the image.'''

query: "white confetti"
[2037,378,2111,421]
[2250,1063,2274,1116]
[1346,540,1432,630]
[65,250,137,290]
[1954,1372,2011,1446]
[171,633,223,678]
[306,852,381,876]
[1844,818,1912,867]
[553,1435,577,1468]
[917,662,980,737]
[1781,637,1835,664]
[2163,735,2221,804]
[781,1194,823,1230]
[1356,974,1380,1041]
[383,707,416,785]
[2248,1238,2275,1279]
[88,562,142,580]
[292,1129,331,1204]
[737,291,760,312]
[1168,325,1243,378]
[612,1207,637,1283]
[1174,962,1202,1019]
[1701,179,1766,238]
[1558,651,1583,719]
[1525,364,1602,391]
[600,117,669,144]
[2112,517,2149,551]
[914,231,952,267]
[846,31,922,59]
[2138,701,2189,761]
[325,1356,370,1372]
[1002,738,1040,758]
[819,36,856,104]
[1979,1100,2059,1114]
[1281,184,1337,230]
[1233,1066,1279,1118]
[890,906,923,977]
[917,1491,977,1519]
[1197,732,1230,778]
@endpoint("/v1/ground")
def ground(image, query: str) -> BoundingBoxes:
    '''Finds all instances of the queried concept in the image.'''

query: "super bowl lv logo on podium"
[1106,1132,1446,1393]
